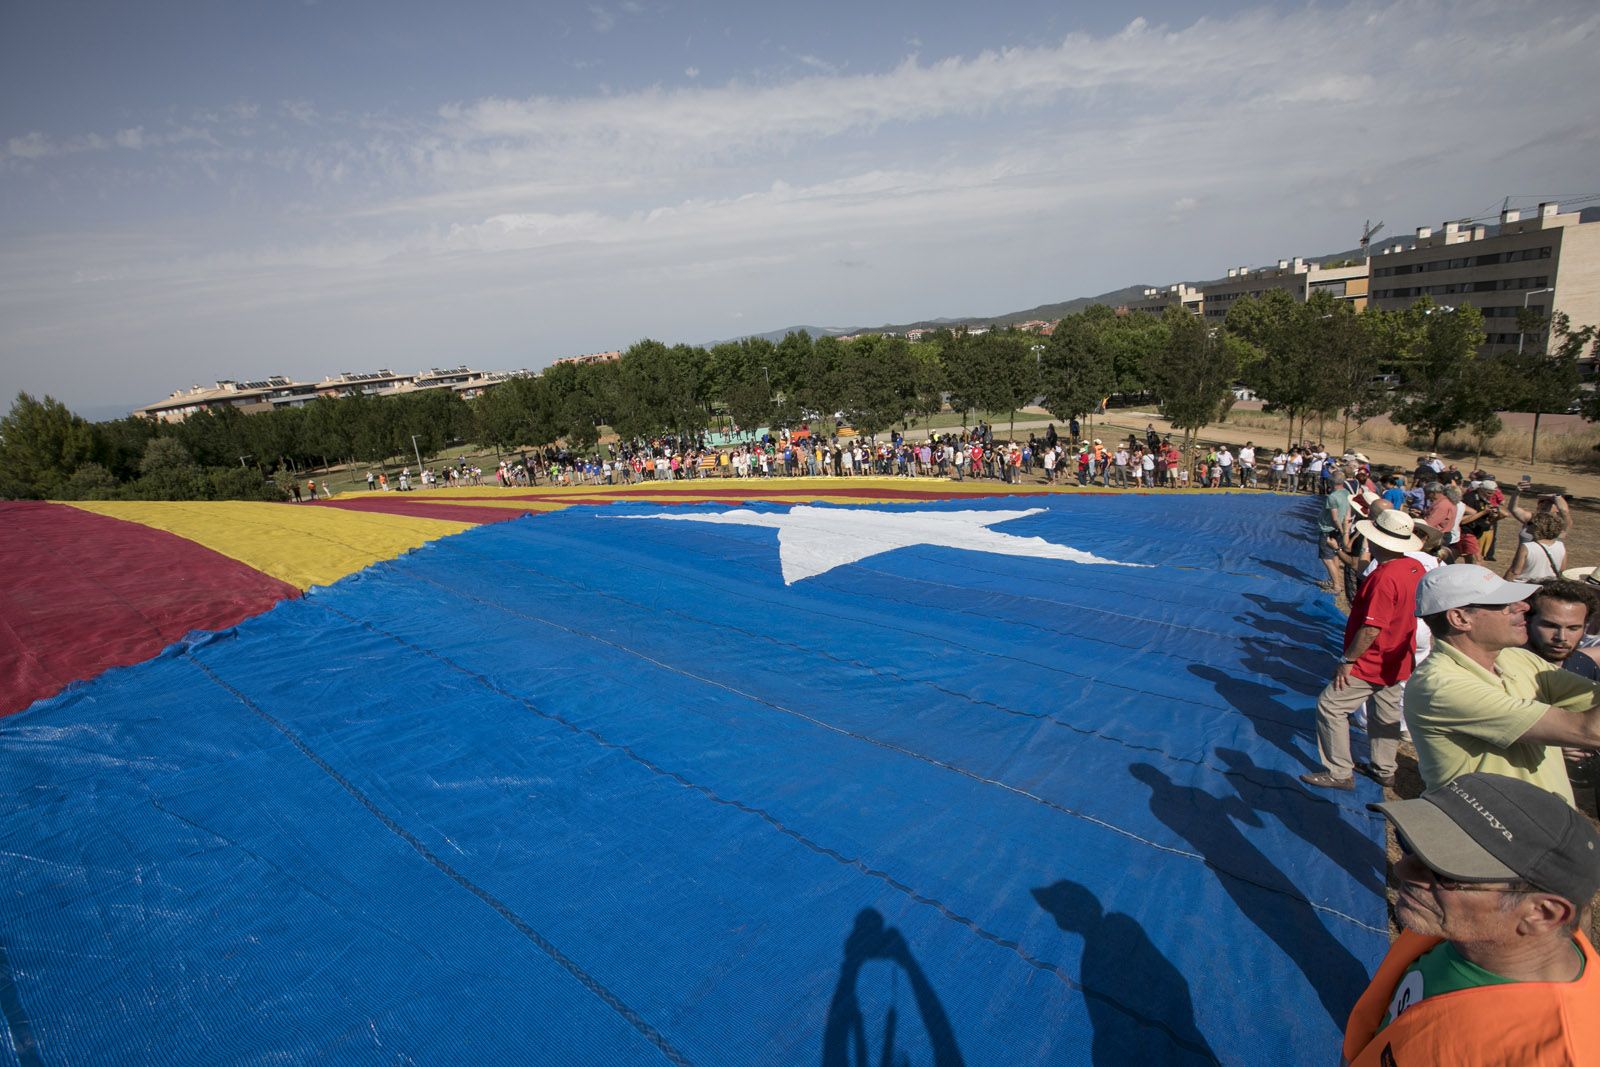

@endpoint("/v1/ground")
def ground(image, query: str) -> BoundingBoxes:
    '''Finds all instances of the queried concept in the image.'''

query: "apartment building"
[1128,283,1204,317]
[1201,258,1369,321]
[134,376,317,423]
[1366,202,1600,355]
[135,367,505,422]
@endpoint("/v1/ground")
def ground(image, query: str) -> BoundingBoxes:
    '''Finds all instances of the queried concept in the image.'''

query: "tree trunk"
[1531,411,1542,462]
[1341,411,1351,455]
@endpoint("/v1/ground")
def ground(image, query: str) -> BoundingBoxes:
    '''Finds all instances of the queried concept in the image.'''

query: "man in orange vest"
[1343,772,1600,1065]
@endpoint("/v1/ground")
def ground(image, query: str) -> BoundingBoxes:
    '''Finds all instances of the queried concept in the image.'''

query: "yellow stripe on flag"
[63,500,473,591]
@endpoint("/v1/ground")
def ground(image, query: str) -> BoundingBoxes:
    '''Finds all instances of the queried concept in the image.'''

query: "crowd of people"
[1296,458,1600,1062]
[346,420,1438,494]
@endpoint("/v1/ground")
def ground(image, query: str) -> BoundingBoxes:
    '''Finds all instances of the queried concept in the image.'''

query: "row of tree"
[2,295,1594,500]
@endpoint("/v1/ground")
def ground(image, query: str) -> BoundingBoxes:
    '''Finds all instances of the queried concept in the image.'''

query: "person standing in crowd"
[1503,511,1569,583]
[1407,567,1600,803]
[1523,580,1600,681]
[1522,579,1600,794]
[1470,478,1506,560]
[1300,509,1427,791]
[1317,473,1355,593]
[1343,772,1600,1066]
[1381,475,1407,512]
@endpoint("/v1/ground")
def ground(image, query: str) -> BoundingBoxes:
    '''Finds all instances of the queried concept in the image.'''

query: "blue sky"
[2,0,1597,418]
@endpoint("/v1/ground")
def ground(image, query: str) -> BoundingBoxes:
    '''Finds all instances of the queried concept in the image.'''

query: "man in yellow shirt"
[1406,566,1600,804]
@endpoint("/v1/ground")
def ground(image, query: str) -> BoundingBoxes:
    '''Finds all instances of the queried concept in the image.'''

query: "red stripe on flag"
[0,502,300,716]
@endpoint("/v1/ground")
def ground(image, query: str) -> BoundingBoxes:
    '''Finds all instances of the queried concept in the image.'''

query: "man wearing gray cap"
[1300,509,1427,791]
[1342,772,1600,1065]
[1407,566,1600,804]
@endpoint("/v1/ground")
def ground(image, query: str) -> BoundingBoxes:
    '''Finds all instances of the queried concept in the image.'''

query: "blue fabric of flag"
[0,494,1389,1066]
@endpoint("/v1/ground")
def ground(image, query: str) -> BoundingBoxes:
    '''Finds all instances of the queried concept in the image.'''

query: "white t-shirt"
[1515,540,1567,582]
[1239,447,1255,467]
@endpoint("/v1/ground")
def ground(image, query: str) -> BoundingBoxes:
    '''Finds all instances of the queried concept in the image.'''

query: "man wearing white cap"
[1406,567,1600,803]
[1301,509,1429,791]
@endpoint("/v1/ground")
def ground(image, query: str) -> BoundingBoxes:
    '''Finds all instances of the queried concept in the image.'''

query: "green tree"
[942,330,1034,434]
[613,340,708,443]
[134,437,208,500]
[56,463,121,500]
[1508,311,1592,460]
[1307,294,1389,453]
[1229,290,1318,448]
[0,392,100,499]
[94,416,160,482]
[1146,308,1243,458]
[1040,308,1115,435]
[1389,300,1493,450]
[300,396,354,469]
[904,341,947,428]
[835,335,918,438]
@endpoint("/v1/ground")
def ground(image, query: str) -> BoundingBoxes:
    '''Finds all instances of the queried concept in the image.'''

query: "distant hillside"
[711,234,1432,348]
[713,284,1154,346]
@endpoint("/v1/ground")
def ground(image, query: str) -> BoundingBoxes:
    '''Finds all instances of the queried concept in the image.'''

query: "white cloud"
[5,0,1600,410]
[588,4,615,32]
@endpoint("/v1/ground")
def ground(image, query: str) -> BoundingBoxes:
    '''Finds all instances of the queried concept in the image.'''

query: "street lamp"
[410,434,424,471]
[1518,288,1556,354]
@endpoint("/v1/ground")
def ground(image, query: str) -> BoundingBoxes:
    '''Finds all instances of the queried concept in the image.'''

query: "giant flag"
[0,493,1387,1065]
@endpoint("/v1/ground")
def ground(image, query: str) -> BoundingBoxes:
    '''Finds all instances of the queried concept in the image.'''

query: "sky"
[2,0,1598,419]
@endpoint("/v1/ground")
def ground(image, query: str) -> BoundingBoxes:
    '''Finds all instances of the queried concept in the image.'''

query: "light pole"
[410,434,424,471]
[1517,288,1555,354]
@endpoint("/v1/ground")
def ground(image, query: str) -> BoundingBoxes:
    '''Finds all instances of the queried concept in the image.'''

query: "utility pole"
[1518,288,1555,354]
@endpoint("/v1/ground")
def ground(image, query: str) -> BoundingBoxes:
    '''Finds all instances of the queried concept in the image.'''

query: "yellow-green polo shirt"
[1405,642,1598,805]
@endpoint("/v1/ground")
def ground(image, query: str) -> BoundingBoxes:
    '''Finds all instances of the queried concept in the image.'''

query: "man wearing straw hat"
[1302,509,1428,791]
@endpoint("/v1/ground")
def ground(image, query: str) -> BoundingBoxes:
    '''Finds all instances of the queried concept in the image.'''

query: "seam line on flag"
[318,594,1385,937]
[309,603,1234,1050]
[184,651,697,1067]
[443,541,1333,808]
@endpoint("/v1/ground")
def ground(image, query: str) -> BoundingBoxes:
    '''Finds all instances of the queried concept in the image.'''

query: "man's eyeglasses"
[1397,841,1527,894]
[1466,602,1524,615]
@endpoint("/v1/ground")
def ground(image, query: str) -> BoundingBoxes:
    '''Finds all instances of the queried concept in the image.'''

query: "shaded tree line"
[1228,290,1596,457]
[4,297,1594,500]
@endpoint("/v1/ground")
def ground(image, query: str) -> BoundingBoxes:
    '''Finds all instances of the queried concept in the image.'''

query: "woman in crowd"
[1503,510,1568,583]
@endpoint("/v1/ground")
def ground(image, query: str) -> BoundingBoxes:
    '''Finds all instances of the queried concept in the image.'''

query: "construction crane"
[1359,219,1385,259]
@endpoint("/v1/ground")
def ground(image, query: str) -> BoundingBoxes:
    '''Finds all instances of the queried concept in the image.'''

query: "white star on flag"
[613,505,1150,584]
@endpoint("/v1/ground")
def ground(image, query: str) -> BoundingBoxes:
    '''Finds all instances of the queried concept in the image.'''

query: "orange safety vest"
[1343,929,1600,1066]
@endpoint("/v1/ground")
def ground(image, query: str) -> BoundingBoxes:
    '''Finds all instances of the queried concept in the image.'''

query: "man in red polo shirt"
[1302,509,1428,791]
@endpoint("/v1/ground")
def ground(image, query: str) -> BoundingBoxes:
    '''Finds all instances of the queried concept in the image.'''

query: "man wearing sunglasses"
[1406,567,1600,804]
[1343,773,1600,1065]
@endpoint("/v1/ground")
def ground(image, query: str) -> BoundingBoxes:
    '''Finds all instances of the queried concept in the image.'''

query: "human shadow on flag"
[1187,665,1318,772]
[1214,748,1385,896]
[1129,763,1370,1027]
[1249,556,1319,584]
[1031,880,1219,1065]
[821,909,964,1067]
